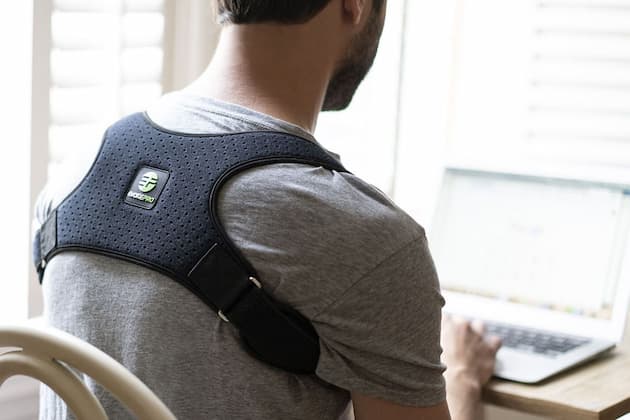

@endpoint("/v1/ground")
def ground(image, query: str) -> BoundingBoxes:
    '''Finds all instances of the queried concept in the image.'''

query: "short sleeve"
[313,235,446,407]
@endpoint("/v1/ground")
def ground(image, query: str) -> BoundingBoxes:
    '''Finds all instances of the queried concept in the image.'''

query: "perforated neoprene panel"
[51,112,346,291]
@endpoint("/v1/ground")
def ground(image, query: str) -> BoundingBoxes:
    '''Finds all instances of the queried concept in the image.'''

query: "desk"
[483,321,630,420]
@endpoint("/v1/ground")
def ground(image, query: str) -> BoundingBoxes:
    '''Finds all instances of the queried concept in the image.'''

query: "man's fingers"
[470,319,485,335]
[486,335,502,353]
[449,314,467,325]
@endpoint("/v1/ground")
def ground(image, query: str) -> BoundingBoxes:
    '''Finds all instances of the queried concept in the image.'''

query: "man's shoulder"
[219,162,425,250]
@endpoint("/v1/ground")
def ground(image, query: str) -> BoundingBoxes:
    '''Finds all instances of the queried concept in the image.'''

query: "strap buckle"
[218,276,262,323]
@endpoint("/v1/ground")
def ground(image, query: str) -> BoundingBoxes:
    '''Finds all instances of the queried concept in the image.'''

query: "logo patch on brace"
[138,171,159,193]
[125,166,170,210]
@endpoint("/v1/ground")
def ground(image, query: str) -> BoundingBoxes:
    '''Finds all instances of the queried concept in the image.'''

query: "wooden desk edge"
[483,387,600,420]
[481,349,630,420]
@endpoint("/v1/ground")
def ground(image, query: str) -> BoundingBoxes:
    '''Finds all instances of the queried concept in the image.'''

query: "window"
[315,0,406,196]
[48,0,165,179]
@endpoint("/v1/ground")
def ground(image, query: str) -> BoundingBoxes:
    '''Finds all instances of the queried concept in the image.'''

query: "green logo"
[138,171,159,193]
[125,166,169,210]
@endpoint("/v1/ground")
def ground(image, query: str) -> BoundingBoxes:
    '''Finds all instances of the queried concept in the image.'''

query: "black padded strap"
[188,244,254,312]
[188,244,319,373]
[33,229,43,280]
[34,210,58,283]
[229,287,320,373]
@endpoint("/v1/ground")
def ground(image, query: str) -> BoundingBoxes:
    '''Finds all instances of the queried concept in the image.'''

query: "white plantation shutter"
[447,0,630,170]
[529,0,630,164]
[48,0,165,179]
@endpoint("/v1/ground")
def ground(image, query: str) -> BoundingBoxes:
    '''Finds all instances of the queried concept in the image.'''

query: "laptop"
[430,167,630,383]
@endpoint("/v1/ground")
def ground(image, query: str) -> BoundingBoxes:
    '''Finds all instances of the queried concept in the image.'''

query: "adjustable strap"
[188,244,320,374]
[33,211,58,282]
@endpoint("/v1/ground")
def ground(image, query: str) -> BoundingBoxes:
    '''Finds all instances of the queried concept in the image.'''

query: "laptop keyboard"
[485,322,591,357]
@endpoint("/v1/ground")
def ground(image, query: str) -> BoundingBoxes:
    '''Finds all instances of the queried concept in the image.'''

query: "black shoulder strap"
[33,112,347,374]
[188,244,320,372]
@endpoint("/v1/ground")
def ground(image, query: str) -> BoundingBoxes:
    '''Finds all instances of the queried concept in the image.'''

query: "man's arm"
[442,316,502,420]
[350,316,500,420]
[352,393,451,420]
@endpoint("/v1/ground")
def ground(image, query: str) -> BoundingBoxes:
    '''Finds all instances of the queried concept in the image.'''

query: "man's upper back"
[36,92,445,420]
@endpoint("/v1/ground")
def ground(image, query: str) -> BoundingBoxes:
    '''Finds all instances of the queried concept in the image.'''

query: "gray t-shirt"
[36,92,445,420]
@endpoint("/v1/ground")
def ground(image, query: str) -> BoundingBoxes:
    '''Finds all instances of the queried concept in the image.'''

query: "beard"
[322,7,385,111]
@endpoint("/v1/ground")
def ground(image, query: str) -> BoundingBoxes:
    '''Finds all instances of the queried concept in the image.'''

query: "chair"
[0,325,177,420]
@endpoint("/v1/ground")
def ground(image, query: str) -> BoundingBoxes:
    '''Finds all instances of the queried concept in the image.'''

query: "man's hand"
[441,315,502,420]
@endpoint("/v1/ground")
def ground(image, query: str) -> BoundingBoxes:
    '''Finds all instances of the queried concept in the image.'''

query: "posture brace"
[33,112,347,374]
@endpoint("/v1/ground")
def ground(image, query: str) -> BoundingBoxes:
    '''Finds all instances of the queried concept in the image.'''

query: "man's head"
[215,0,387,111]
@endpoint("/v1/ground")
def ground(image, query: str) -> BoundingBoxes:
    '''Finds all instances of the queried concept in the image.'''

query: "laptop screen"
[430,168,630,321]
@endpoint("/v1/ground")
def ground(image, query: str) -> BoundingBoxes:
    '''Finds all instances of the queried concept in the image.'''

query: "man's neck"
[184,20,340,134]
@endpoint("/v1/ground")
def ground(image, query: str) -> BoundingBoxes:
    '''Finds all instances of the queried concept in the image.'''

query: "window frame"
[393,0,460,228]
[28,0,52,318]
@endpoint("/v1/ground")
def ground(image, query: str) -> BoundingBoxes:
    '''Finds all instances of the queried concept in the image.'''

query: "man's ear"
[342,0,368,25]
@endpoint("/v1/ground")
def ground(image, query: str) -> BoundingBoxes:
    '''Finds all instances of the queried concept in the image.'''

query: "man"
[35,0,500,419]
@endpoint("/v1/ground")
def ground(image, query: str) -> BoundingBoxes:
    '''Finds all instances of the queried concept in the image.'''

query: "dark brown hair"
[216,0,384,24]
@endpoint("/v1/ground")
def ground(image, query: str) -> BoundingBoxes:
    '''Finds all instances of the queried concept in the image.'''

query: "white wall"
[0,0,33,322]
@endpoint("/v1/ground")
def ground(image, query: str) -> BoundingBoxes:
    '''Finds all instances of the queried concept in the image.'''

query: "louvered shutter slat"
[53,0,110,12]
[121,82,162,115]
[50,86,109,125]
[123,13,164,47]
[121,47,163,82]
[51,50,109,87]
[124,0,164,12]
[51,12,111,49]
